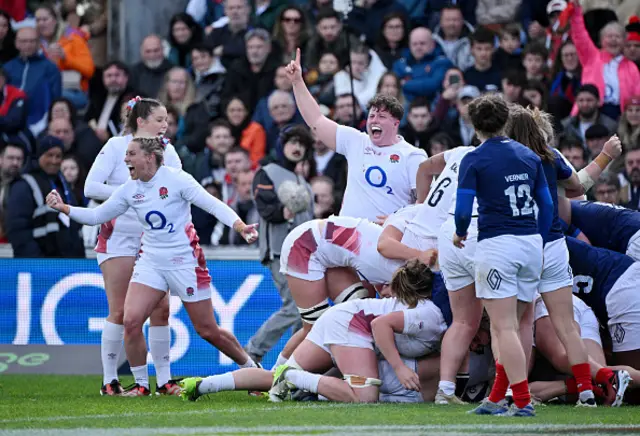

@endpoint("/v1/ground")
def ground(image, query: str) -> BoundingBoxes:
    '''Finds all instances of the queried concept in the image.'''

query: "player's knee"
[298,299,330,325]
[193,321,220,341]
[333,283,368,304]
[123,314,144,337]
[451,319,480,339]
[107,308,125,325]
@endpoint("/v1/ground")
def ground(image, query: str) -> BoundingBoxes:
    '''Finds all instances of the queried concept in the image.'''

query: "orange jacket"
[50,27,95,92]
[240,121,267,165]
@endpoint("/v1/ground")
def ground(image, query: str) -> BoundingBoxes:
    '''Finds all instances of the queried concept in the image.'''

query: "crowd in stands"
[0,0,639,257]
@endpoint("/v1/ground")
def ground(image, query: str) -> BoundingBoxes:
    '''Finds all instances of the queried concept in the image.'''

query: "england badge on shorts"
[186,287,194,297]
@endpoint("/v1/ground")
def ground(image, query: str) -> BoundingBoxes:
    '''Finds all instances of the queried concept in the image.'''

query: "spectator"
[374,12,409,70]
[438,84,478,146]
[5,135,84,258]
[584,124,611,157]
[302,0,333,25]
[522,79,549,111]
[47,116,100,171]
[272,6,310,64]
[529,0,570,66]
[393,27,452,102]
[186,0,225,28]
[184,119,235,183]
[76,0,108,68]
[400,97,438,150]
[620,147,640,209]
[35,5,95,109]
[167,13,204,70]
[225,96,266,165]
[252,0,288,33]
[222,28,280,111]
[568,0,640,120]
[206,0,252,69]
[430,66,465,124]
[255,65,295,130]
[347,0,409,46]
[334,40,387,110]
[177,43,226,156]
[377,72,405,107]
[625,16,640,68]
[4,27,61,136]
[476,0,520,28]
[501,69,526,104]
[157,67,196,132]
[549,40,582,107]
[60,154,87,207]
[311,175,336,218]
[618,96,640,150]
[0,67,27,136]
[427,130,456,155]
[593,172,623,205]
[228,169,259,243]
[265,91,298,153]
[493,24,524,73]
[222,146,251,204]
[463,26,501,92]
[312,130,346,199]
[561,84,618,143]
[522,42,549,86]
[558,134,588,170]
[332,93,367,131]
[245,124,313,364]
[305,51,339,109]
[0,9,18,64]
[294,147,318,183]
[432,3,474,71]
[165,104,180,144]
[84,61,133,142]
[129,34,173,99]
[304,8,348,69]
[0,140,24,243]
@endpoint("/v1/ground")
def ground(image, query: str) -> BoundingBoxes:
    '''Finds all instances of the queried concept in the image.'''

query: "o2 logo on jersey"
[145,210,176,233]
[365,166,393,195]
[572,275,593,295]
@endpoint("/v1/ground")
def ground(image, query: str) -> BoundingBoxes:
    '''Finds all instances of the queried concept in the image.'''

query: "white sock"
[101,321,124,385]
[272,353,288,370]
[438,380,456,396]
[131,365,149,389]
[318,394,329,401]
[239,356,257,368]
[579,390,595,401]
[199,373,236,394]
[285,369,321,393]
[149,326,171,386]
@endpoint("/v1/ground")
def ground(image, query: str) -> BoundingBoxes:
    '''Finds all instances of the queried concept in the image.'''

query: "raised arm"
[416,152,447,203]
[84,141,118,200]
[47,185,129,226]
[571,135,622,195]
[287,48,339,151]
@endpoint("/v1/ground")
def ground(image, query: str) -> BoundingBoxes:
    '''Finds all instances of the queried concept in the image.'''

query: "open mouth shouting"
[370,125,382,140]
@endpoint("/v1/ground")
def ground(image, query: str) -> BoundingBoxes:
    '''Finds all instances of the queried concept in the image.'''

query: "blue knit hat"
[36,135,64,159]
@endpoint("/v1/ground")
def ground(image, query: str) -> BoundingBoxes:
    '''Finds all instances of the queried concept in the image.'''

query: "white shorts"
[378,358,423,403]
[539,237,573,293]
[474,234,543,302]
[438,220,477,292]
[306,305,374,355]
[130,259,212,303]
[606,263,640,352]
[95,233,141,266]
[626,229,640,262]
[534,296,602,346]
[280,221,351,281]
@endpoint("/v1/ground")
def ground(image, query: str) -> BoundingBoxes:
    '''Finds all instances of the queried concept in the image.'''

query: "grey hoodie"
[432,21,475,72]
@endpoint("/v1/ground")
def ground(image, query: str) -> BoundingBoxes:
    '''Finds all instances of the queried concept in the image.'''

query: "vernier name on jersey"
[504,173,529,182]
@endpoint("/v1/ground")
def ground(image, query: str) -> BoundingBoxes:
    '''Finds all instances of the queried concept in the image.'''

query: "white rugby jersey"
[335,126,426,221]
[407,146,478,239]
[338,297,447,356]
[84,134,182,237]
[69,166,240,269]
[383,204,420,233]
[324,215,404,284]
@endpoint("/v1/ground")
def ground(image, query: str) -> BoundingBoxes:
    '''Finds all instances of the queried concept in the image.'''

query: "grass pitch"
[1,375,640,435]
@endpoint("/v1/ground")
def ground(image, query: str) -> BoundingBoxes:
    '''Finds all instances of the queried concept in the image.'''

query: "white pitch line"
[2,424,640,436]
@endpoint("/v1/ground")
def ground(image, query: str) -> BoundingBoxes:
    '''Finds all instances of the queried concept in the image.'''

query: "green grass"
[1,375,640,435]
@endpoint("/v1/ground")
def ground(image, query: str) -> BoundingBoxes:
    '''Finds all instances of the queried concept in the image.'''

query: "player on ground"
[179,260,447,403]
[531,295,633,406]
[559,198,640,261]
[285,48,426,222]
[454,93,553,417]
[46,137,259,396]
[505,106,597,407]
[84,97,183,396]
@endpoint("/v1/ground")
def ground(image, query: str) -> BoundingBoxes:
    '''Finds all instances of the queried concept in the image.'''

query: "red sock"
[595,367,614,385]
[571,363,593,392]
[565,377,578,395]
[488,362,510,403]
[511,379,531,409]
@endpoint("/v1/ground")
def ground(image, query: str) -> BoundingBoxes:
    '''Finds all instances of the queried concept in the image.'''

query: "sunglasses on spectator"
[282,16,302,23]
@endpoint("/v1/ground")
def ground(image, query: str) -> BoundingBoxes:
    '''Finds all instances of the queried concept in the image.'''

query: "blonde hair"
[157,67,196,116]
[132,137,165,167]
[389,259,434,309]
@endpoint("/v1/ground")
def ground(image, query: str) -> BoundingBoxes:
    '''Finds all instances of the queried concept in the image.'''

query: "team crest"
[159,187,168,199]
[186,287,194,297]
[390,154,400,163]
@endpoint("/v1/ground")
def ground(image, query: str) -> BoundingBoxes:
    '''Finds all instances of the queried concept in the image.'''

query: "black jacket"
[128,59,174,100]
[221,54,280,111]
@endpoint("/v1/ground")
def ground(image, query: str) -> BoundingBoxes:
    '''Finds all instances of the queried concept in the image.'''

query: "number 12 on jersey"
[504,184,534,217]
